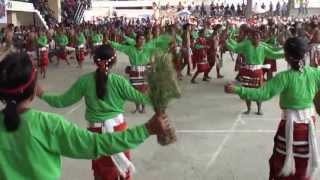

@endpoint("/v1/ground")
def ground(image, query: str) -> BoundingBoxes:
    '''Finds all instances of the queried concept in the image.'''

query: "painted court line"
[204,112,242,174]
[177,129,320,134]
[241,117,280,121]
[177,129,276,133]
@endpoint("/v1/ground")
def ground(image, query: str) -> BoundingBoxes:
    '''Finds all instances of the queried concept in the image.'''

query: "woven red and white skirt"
[39,47,49,67]
[127,65,149,93]
[76,45,86,63]
[88,122,131,180]
[196,61,210,73]
[57,46,67,60]
[264,59,277,73]
[236,66,264,88]
[269,117,316,180]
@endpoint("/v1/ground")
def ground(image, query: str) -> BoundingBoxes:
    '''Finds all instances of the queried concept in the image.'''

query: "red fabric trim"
[0,67,36,94]
[269,118,316,180]
[88,122,131,180]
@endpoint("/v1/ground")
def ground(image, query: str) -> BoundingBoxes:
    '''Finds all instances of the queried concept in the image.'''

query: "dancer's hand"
[224,83,236,94]
[145,113,170,136]
[36,84,45,97]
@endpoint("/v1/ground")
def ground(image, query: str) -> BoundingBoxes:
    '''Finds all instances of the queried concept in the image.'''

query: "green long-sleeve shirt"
[227,39,284,65]
[144,35,172,52]
[228,27,238,40]
[41,73,150,122]
[265,36,278,47]
[55,34,69,47]
[77,33,86,46]
[0,109,149,180]
[123,35,136,46]
[111,35,171,65]
[235,67,320,109]
[191,30,199,39]
[92,33,103,44]
[37,35,48,47]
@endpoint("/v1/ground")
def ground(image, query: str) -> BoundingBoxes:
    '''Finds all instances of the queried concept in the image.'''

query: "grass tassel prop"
[147,52,181,146]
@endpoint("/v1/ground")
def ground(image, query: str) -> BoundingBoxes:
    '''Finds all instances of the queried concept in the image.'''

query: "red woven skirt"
[76,48,85,62]
[236,68,264,88]
[88,122,131,180]
[264,59,277,73]
[58,47,67,60]
[269,119,315,180]
[39,50,49,67]
[128,69,149,93]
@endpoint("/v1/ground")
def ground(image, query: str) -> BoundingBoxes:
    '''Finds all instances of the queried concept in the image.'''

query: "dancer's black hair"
[284,37,308,72]
[93,44,116,100]
[0,53,36,132]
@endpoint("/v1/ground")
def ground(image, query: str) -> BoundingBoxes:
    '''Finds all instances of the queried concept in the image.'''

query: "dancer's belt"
[277,108,320,177]
[242,64,271,71]
[89,115,125,129]
[78,44,85,49]
[89,114,135,177]
[130,65,147,72]
[93,42,102,47]
[39,46,48,51]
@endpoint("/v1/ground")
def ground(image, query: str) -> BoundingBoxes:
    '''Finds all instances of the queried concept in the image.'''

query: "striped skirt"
[236,67,264,88]
[269,119,315,180]
[127,65,149,93]
[88,122,131,180]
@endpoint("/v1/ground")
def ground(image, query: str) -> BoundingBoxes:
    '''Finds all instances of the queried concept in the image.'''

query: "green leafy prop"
[147,52,181,146]
[314,91,320,115]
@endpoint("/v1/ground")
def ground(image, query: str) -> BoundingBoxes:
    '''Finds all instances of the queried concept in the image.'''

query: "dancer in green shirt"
[37,30,49,79]
[109,33,172,113]
[75,29,86,68]
[55,28,70,65]
[0,52,169,180]
[38,45,161,180]
[225,37,320,180]
[226,29,284,115]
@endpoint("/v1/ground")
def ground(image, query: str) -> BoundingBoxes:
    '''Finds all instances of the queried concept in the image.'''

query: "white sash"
[279,108,320,178]
[90,114,135,177]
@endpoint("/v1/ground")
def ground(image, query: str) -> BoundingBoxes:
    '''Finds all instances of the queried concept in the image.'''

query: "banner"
[0,0,6,24]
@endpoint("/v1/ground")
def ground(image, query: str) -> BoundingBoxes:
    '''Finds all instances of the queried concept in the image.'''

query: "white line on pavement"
[204,112,242,174]
[177,129,276,133]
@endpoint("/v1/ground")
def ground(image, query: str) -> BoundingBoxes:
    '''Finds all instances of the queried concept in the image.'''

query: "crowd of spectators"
[160,1,291,18]
[160,1,247,17]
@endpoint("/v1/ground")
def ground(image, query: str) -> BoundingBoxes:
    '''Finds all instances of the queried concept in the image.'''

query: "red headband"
[0,67,37,95]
